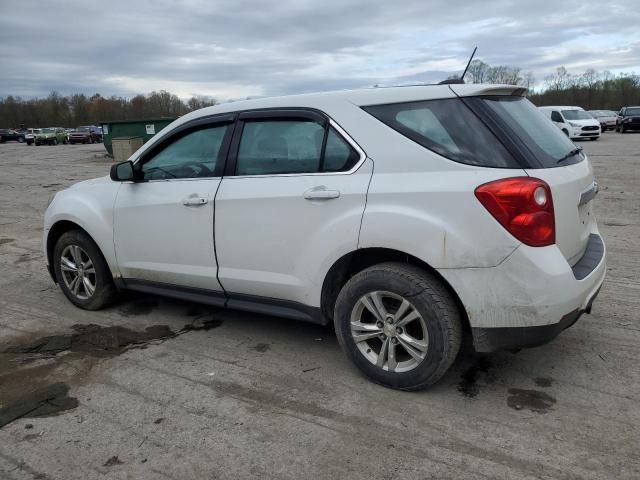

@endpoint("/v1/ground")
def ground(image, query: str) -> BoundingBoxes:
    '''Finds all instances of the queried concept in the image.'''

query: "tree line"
[529,67,640,110]
[2,64,639,128]
[0,91,217,129]
[461,60,640,110]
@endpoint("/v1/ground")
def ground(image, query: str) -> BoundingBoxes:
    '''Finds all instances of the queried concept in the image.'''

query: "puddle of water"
[2,324,174,357]
[507,388,556,414]
[0,323,175,428]
[0,315,225,428]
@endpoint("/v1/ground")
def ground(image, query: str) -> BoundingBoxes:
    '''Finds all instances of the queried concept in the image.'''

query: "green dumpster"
[100,118,176,156]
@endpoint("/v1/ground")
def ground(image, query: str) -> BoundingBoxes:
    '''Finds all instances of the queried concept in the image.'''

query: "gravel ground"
[0,133,638,479]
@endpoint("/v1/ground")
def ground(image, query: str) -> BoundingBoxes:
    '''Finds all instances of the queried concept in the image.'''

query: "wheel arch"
[46,220,112,283]
[320,247,470,332]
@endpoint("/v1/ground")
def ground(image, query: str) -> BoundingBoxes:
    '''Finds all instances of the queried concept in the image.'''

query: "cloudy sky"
[1,0,639,100]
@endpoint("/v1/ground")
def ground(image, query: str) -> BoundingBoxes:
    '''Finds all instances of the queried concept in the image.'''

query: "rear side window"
[478,97,582,167]
[236,120,360,175]
[363,98,519,168]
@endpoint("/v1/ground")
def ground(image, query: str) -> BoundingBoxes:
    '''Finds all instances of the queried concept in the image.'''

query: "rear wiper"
[557,148,582,164]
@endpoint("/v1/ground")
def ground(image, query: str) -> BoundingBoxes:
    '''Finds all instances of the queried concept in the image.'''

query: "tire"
[590,137,598,141]
[18,137,24,143]
[53,139,58,145]
[53,230,118,310]
[334,262,462,391]
[621,125,626,133]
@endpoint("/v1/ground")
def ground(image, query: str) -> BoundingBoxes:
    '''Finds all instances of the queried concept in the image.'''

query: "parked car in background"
[25,128,41,145]
[44,84,606,391]
[616,106,640,133]
[0,129,26,143]
[588,110,617,131]
[539,106,601,140]
[35,127,68,146]
[69,125,103,144]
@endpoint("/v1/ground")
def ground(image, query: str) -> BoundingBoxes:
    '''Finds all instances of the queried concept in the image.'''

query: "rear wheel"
[18,137,24,143]
[334,262,462,391]
[53,230,118,310]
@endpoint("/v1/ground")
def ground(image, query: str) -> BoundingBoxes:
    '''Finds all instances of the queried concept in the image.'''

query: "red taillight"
[474,177,555,247]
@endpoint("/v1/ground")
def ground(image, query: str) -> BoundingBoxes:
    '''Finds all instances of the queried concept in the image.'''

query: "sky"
[1,0,639,100]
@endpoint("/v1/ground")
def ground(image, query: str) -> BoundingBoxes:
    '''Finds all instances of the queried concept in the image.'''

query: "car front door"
[214,109,372,309]
[113,115,234,293]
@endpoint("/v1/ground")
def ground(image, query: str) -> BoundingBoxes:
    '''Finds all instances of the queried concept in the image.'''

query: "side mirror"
[110,161,135,182]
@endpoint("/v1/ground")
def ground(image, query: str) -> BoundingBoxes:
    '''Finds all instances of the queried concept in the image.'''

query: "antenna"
[460,46,478,82]
[438,46,478,85]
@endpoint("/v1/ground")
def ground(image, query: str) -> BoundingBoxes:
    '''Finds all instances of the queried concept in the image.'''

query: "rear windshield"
[477,96,583,168]
[363,98,519,168]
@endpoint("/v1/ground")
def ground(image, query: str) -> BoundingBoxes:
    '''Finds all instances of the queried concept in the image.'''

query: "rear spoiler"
[448,84,528,97]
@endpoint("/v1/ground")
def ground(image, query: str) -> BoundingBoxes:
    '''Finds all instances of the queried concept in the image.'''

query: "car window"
[551,111,563,122]
[142,125,228,180]
[480,96,581,168]
[236,120,324,175]
[364,98,519,168]
[322,127,360,172]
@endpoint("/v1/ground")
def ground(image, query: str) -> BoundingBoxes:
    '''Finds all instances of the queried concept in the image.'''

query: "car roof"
[184,83,524,118]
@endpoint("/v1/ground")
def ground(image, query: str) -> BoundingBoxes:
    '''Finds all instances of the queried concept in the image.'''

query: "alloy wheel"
[60,245,96,300]
[350,291,429,373]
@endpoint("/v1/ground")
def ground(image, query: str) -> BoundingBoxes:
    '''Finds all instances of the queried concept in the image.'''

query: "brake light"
[474,177,555,247]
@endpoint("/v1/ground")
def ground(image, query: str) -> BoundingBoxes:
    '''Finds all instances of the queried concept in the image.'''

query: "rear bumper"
[438,231,606,351]
[471,287,600,352]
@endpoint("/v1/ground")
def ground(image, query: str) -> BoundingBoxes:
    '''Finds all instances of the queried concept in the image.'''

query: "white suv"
[44,84,606,390]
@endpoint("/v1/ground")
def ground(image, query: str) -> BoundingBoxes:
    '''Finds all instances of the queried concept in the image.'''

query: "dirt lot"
[0,134,638,479]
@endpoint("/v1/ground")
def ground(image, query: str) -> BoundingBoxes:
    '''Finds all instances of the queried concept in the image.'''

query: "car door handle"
[182,196,208,206]
[304,188,340,200]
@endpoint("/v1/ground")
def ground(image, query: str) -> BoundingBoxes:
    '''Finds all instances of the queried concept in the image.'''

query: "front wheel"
[334,263,462,391]
[53,230,118,310]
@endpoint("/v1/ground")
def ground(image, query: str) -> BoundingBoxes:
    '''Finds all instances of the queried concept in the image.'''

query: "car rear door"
[214,109,372,307]
[113,115,235,292]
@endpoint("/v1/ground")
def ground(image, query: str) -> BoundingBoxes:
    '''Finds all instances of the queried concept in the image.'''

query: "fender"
[44,177,121,278]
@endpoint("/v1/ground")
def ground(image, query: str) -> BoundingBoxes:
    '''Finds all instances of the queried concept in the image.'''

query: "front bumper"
[438,232,606,352]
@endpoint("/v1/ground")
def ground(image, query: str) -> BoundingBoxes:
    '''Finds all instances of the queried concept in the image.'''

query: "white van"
[539,106,601,140]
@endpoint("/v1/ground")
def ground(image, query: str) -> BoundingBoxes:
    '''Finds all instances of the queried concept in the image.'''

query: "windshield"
[77,127,90,132]
[625,108,640,116]
[561,109,592,120]
[41,128,54,133]
[479,96,583,168]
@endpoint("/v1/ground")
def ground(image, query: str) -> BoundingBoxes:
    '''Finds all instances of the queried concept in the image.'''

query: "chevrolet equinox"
[44,84,606,390]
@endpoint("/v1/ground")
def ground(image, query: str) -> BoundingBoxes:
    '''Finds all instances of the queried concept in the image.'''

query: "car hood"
[567,118,600,126]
